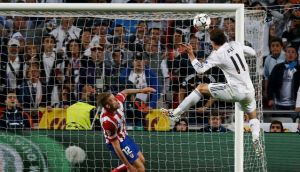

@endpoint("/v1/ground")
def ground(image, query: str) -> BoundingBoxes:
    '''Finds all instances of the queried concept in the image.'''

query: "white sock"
[173,89,203,116]
[249,118,260,141]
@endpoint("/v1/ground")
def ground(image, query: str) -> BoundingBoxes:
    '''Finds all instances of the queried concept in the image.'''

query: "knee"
[140,156,145,164]
[137,166,145,172]
[196,84,206,94]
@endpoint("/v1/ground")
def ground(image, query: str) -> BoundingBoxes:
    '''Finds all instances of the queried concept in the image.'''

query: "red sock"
[111,164,127,172]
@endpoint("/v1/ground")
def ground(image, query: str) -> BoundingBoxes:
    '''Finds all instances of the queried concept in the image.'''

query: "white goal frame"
[0,3,245,172]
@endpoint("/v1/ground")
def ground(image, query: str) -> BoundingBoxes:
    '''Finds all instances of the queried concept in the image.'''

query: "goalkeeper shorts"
[107,136,141,164]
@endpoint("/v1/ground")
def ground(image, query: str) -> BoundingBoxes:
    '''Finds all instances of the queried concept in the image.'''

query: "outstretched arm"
[120,87,156,98]
[243,45,256,56]
[181,44,214,74]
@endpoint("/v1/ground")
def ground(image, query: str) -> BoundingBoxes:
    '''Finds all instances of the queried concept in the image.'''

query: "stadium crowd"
[0,0,299,132]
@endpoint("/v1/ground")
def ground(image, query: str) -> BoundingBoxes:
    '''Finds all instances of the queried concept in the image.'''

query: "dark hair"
[209,29,226,46]
[79,27,92,43]
[286,44,299,57]
[173,118,188,131]
[148,27,160,35]
[270,120,284,132]
[42,34,56,44]
[112,24,125,35]
[66,39,82,57]
[269,37,283,48]
[6,89,16,95]
[41,34,56,52]
[224,17,235,23]
[97,92,112,107]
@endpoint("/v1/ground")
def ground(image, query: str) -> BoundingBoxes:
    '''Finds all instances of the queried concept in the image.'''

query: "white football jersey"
[191,41,256,93]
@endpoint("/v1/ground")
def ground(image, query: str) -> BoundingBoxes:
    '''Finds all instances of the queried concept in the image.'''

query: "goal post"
[0,3,266,172]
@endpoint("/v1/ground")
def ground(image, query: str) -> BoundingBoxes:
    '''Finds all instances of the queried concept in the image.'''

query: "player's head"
[209,28,226,49]
[269,120,284,133]
[97,92,120,112]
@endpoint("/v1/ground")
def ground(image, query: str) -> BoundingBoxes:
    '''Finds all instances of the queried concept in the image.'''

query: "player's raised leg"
[162,84,206,121]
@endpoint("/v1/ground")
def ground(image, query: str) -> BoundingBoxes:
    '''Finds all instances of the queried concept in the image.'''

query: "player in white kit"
[162,29,263,156]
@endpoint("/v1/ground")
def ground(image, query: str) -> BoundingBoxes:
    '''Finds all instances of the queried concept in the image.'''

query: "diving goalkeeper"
[162,29,262,156]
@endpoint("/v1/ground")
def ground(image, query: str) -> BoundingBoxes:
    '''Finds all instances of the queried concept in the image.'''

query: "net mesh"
[0,8,267,172]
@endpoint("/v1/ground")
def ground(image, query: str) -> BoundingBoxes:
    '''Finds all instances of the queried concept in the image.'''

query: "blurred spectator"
[49,17,81,51]
[107,49,127,94]
[80,44,111,92]
[65,84,100,130]
[109,24,133,66]
[65,39,83,94]
[18,62,47,109]
[263,37,285,99]
[143,36,165,105]
[223,17,235,35]
[269,120,284,132]
[199,113,228,132]
[90,19,111,50]
[0,38,24,92]
[40,34,65,106]
[53,85,76,109]
[128,21,147,50]
[24,40,40,62]
[10,16,32,54]
[173,118,188,132]
[282,9,300,49]
[0,90,31,129]
[267,45,299,110]
[167,29,186,96]
[79,27,93,53]
[148,27,164,51]
[23,40,40,76]
[120,52,160,109]
[119,52,160,129]
[0,23,9,54]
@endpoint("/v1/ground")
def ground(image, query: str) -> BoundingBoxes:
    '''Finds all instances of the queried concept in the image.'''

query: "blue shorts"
[107,136,140,164]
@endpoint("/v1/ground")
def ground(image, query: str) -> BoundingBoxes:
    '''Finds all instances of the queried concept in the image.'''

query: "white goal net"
[0,3,266,172]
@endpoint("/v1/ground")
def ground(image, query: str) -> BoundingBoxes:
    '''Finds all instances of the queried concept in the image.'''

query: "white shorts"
[208,83,256,113]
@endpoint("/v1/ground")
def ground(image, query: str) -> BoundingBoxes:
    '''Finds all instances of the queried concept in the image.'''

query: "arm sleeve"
[243,45,256,56]
[116,93,126,103]
[102,120,118,142]
[191,58,215,74]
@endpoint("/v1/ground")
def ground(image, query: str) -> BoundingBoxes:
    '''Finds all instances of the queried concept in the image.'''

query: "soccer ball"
[65,146,86,164]
[193,13,211,31]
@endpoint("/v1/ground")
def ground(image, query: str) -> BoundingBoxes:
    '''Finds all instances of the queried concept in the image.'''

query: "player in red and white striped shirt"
[98,87,156,172]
